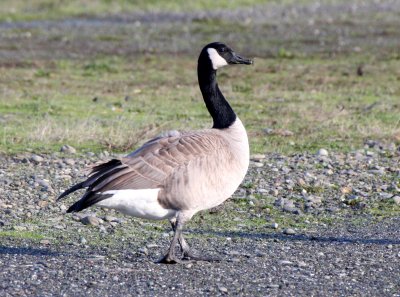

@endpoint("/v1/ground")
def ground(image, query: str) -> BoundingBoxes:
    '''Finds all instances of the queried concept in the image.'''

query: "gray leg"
[167,217,220,262]
[169,218,191,254]
[158,213,188,264]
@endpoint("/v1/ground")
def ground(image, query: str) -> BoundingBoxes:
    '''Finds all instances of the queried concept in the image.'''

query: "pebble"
[279,260,294,265]
[253,162,264,168]
[218,286,228,293]
[270,222,279,229]
[341,186,352,194]
[283,205,302,215]
[393,196,400,205]
[60,145,77,154]
[317,149,329,156]
[38,201,48,208]
[138,247,148,255]
[283,228,296,235]
[64,159,75,166]
[80,215,100,226]
[80,237,87,244]
[251,154,266,161]
[37,179,51,190]
[256,251,267,257]
[104,215,118,222]
[379,192,393,199]
[31,155,44,163]
[297,261,308,267]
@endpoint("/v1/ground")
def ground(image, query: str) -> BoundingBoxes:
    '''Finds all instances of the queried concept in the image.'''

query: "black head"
[200,42,253,70]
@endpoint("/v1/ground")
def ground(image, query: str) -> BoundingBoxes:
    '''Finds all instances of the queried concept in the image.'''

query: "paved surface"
[1,217,400,296]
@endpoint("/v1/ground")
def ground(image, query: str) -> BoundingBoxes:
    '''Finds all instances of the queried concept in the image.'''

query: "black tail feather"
[57,182,85,201]
[66,193,112,213]
[58,159,123,212]
[57,159,123,201]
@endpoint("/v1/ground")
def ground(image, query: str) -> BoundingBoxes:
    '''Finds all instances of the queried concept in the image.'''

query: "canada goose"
[58,42,253,264]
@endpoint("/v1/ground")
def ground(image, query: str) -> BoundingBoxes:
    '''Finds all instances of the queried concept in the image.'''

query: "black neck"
[197,58,236,129]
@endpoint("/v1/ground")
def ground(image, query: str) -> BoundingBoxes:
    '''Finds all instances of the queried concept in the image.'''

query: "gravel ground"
[0,141,399,296]
[1,0,400,295]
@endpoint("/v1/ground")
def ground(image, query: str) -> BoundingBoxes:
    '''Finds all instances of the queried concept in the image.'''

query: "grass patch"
[1,53,399,155]
[367,200,400,217]
[0,230,45,240]
[0,0,285,22]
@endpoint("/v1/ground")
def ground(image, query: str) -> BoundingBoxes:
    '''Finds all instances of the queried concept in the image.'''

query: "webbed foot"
[157,254,185,264]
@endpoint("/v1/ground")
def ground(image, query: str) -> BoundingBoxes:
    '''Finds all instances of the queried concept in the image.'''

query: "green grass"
[0,0,287,22]
[0,55,400,154]
[1,53,399,155]
[0,230,45,240]
[0,0,399,155]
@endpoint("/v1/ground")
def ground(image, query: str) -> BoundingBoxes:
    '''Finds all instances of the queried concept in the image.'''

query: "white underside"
[95,189,176,220]
[207,48,228,70]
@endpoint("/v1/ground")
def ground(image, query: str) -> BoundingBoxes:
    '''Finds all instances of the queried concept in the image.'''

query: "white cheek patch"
[207,48,228,70]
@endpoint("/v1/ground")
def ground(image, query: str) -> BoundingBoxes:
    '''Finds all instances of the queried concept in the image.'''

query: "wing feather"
[61,130,226,212]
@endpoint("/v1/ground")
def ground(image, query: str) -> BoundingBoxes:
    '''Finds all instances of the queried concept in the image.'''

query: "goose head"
[199,42,253,70]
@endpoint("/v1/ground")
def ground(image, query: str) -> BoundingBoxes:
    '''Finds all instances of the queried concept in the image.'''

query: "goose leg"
[158,214,188,264]
[169,218,220,262]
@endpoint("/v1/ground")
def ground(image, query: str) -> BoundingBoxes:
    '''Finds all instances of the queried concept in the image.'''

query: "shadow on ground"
[190,229,400,245]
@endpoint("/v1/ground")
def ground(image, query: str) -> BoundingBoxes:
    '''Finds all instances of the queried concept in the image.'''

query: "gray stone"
[31,155,44,163]
[256,251,267,257]
[379,192,393,199]
[297,261,308,267]
[104,215,118,222]
[138,247,148,255]
[283,228,296,235]
[80,215,100,226]
[275,197,295,208]
[37,179,50,188]
[283,205,302,215]
[60,145,77,154]
[317,148,329,156]
[393,196,400,205]
[279,260,294,265]
[250,154,266,161]
[64,159,75,166]
[270,222,279,229]
[40,239,51,245]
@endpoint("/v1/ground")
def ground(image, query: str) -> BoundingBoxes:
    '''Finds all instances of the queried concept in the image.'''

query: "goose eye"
[219,47,226,53]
